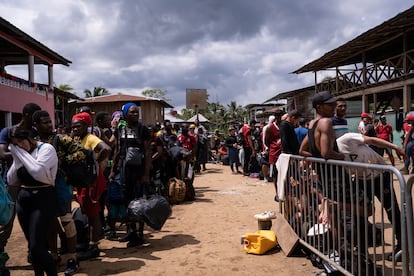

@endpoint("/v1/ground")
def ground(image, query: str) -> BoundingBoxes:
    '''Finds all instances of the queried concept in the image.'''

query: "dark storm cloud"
[1,0,413,109]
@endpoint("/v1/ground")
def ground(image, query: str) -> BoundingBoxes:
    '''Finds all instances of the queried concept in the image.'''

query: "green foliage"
[58,84,74,92]
[142,88,170,102]
[83,86,110,98]
[179,100,247,134]
[178,108,196,120]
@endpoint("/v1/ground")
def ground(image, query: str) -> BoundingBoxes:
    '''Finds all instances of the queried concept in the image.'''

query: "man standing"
[0,102,41,274]
[33,110,84,275]
[240,120,257,176]
[376,115,395,166]
[332,98,348,138]
[265,110,285,201]
[336,132,404,261]
[280,110,301,154]
[294,118,308,146]
[299,91,344,160]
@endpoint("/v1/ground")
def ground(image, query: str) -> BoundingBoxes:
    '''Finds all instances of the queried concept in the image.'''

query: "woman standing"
[225,126,240,174]
[7,127,58,276]
[195,127,208,172]
[109,103,152,247]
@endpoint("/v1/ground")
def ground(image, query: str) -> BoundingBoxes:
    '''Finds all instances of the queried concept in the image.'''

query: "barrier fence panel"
[277,154,412,275]
[405,175,414,276]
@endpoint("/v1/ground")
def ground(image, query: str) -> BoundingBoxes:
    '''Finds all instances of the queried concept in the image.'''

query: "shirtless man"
[299,91,344,238]
[299,91,344,160]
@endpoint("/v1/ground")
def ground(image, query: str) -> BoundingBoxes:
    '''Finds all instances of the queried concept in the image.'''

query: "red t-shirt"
[178,134,197,157]
[376,124,392,141]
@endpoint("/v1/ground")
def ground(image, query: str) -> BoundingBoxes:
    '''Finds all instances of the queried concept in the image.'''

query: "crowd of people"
[0,95,412,275]
[0,102,211,276]
[218,91,411,268]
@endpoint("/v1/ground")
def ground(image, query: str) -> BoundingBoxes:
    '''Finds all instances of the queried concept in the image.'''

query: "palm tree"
[206,102,225,131]
[226,101,246,124]
[83,86,110,98]
[58,84,74,92]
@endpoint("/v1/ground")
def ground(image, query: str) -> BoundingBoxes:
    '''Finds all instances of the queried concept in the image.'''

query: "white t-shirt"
[336,132,385,177]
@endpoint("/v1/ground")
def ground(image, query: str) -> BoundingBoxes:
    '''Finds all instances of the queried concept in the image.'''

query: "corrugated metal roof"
[75,93,173,108]
[293,5,414,74]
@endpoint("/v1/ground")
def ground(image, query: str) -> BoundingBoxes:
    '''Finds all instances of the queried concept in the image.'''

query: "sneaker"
[118,231,134,243]
[274,195,280,202]
[387,246,402,262]
[64,258,79,276]
[105,231,117,240]
[77,245,99,261]
[0,252,10,275]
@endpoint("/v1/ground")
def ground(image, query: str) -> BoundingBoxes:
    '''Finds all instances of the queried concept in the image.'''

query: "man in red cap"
[71,112,111,260]
[358,112,372,135]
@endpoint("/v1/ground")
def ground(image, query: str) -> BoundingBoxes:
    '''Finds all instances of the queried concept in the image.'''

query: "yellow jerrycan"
[243,230,277,254]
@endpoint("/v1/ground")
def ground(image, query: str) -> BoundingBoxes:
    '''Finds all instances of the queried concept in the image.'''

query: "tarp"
[187,114,210,123]
[164,113,185,123]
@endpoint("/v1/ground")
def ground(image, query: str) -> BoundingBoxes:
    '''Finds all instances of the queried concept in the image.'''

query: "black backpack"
[53,134,98,188]
[237,128,245,146]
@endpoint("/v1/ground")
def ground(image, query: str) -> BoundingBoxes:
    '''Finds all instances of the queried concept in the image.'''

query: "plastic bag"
[128,195,172,231]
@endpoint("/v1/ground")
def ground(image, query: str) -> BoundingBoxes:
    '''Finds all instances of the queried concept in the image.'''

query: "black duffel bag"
[127,195,172,231]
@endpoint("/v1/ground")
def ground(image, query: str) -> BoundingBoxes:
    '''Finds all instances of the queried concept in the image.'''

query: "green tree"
[204,102,225,131]
[179,108,196,121]
[142,88,170,102]
[58,84,74,92]
[226,101,247,124]
[83,86,110,98]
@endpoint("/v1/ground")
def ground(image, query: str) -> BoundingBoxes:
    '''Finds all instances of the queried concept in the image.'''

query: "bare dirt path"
[6,163,318,276]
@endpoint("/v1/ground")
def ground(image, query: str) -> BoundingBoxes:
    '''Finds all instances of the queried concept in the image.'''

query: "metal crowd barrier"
[277,154,413,275]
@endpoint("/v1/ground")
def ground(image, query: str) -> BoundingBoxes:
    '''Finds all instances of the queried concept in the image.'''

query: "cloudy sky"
[0,1,412,111]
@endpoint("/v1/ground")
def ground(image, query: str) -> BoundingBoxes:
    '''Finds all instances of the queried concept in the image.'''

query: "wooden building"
[69,93,173,126]
[293,6,414,116]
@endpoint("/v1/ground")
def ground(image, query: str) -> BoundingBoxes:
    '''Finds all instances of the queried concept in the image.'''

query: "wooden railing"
[317,49,414,94]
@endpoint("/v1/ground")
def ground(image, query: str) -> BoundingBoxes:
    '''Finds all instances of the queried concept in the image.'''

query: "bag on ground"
[168,177,186,204]
[127,194,172,231]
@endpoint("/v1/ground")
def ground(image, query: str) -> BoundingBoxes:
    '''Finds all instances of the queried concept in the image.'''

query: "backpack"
[53,134,98,188]
[237,127,245,146]
[72,207,89,246]
[118,124,144,163]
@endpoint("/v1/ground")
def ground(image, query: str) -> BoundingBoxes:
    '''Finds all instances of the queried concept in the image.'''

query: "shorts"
[77,188,101,217]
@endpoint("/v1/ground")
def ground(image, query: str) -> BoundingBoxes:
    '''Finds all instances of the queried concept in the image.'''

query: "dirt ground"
[5,162,320,276]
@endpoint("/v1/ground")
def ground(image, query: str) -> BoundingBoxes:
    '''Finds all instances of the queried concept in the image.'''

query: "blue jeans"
[404,140,414,170]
